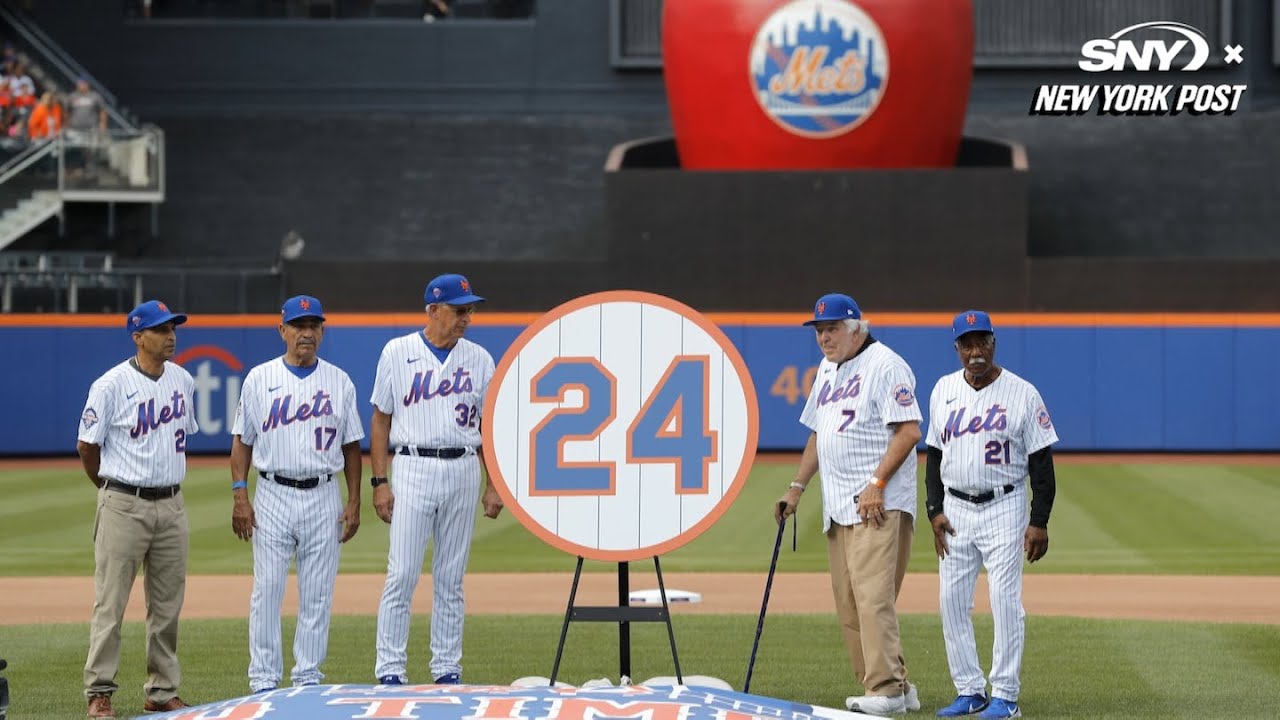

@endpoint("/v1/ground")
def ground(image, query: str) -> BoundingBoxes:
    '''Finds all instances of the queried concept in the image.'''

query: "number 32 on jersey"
[483,292,759,561]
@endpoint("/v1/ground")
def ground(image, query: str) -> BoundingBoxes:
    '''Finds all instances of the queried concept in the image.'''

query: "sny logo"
[1030,21,1246,117]
[403,368,474,407]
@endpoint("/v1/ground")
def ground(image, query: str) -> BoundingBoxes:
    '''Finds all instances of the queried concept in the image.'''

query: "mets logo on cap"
[749,0,889,139]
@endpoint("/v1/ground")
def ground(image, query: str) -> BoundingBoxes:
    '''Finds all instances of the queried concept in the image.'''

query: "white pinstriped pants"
[248,476,342,691]
[938,484,1028,701]
[374,453,481,681]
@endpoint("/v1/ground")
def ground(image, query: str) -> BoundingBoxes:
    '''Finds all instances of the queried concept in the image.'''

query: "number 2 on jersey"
[529,356,718,495]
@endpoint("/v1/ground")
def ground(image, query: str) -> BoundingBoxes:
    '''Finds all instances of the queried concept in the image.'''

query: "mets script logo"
[174,345,245,436]
[749,0,889,138]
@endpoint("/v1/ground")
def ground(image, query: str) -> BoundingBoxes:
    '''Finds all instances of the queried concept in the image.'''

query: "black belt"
[397,446,470,459]
[948,484,1016,505]
[104,479,180,501]
[260,471,330,490]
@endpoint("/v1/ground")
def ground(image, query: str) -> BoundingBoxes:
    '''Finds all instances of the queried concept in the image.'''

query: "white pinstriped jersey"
[232,357,365,476]
[78,359,199,487]
[371,332,494,448]
[925,368,1058,494]
[800,341,922,530]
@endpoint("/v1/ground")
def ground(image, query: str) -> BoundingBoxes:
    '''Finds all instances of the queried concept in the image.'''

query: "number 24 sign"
[482,291,760,561]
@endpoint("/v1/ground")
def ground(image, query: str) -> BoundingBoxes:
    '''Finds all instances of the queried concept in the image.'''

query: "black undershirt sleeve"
[925,445,944,520]
[1028,446,1057,528]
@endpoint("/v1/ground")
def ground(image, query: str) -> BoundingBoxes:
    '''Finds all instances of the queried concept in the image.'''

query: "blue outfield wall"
[4,322,1278,454]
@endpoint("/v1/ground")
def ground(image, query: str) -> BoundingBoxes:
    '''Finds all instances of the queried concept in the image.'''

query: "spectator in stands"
[28,92,62,141]
[66,79,107,178]
[0,43,16,74]
[423,0,452,21]
[7,63,35,110]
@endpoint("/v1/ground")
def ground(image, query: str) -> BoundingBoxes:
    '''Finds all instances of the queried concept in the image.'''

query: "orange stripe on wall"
[2,312,1280,328]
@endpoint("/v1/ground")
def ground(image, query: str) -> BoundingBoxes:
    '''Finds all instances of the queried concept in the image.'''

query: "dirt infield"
[3,573,1277,626]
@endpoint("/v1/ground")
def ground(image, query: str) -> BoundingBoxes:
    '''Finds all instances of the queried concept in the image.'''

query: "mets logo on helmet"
[749,0,890,139]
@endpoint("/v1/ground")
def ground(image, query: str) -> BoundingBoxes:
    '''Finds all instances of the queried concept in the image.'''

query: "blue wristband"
[231,480,248,490]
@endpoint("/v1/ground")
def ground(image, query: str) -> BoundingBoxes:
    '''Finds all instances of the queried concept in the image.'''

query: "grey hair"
[844,318,870,334]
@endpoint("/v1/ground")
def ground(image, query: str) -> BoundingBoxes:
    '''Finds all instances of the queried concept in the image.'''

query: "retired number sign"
[482,291,759,561]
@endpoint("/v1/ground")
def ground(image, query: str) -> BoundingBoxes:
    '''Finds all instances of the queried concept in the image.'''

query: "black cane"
[743,502,788,693]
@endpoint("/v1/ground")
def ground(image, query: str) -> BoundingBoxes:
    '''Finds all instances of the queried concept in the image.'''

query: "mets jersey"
[78,359,199,487]
[800,341,922,530]
[370,333,495,449]
[926,368,1058,495]
[233,357,365,476]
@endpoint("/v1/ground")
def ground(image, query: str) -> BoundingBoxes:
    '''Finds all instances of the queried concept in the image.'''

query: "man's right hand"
[775,487,803,524]
[232,495,256,541]
[373,484,395,524]
[931,513,956,559]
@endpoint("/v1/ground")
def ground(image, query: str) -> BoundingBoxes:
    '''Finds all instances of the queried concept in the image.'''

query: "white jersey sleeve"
[370,342,398,415]
[1021,386,1059,454]
[874,355,923,427]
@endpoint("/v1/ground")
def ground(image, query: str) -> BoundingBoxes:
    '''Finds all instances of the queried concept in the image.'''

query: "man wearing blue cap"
[777,293,923,717]
[229,295,366,692]
[370,273,505,685]
[78,300,198,717]
[924,311,1058,719]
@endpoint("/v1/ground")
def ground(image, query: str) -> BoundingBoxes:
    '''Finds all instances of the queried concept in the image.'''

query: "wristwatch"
[370,476,388,488]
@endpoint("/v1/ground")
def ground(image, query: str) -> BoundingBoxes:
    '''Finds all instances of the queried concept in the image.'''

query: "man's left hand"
[857,484,886,528]
[1025,525,1049,563]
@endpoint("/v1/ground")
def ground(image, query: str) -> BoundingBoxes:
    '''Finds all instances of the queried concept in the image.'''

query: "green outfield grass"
[1,614,1277,719]
[2,460,1279,576]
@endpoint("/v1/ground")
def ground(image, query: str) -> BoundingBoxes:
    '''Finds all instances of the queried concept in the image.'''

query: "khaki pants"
[84,487,188,703]
[826,510,914,697]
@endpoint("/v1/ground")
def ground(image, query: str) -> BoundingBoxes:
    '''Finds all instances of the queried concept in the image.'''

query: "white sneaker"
[906,683,920,712]
[845,694,907,716]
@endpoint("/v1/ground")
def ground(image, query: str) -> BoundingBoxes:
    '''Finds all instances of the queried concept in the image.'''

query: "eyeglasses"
[449,305,476,316]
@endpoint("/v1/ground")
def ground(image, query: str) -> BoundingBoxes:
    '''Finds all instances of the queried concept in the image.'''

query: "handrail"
[0,0,134,130]
[0,138,55,183]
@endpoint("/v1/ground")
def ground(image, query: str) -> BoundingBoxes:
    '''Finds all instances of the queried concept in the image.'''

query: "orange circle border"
[481,291,761,562]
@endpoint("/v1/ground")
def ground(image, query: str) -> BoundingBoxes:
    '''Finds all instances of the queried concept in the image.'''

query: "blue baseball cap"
[803,293,861,326]
[425,273,485,306]
[127,300,187,334]
[281,295,325,323]
[953,310,995,339]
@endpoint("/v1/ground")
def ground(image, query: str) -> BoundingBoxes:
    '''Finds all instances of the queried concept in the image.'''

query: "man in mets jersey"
[776,293,923,717]
[230,295,365,692]
[925,310,1058,719]
[78,300,198,718]
[371,273,504,685]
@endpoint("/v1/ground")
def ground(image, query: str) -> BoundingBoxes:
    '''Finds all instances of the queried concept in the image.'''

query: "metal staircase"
[0,0,164,251]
